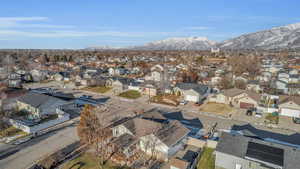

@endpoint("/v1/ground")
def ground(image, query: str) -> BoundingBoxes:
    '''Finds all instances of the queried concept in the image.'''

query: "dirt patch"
[199,102,235,115]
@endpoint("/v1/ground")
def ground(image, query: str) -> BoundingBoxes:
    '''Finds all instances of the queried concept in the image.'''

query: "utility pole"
[162,53,168,96]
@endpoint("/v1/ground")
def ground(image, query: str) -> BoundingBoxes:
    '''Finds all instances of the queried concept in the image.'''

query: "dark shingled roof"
[176,83,209,95]
[122,118,162,137]
[216,132,300,169]
[111,133,137,150]
[155,120,190,146]
[140,110,168,123]
[18,92,58,108]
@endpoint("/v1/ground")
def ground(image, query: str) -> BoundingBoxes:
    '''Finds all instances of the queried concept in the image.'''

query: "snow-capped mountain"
[85,45,123,50]
[86,22,300,50]
[218,22,300,49]
[132,37,217,50]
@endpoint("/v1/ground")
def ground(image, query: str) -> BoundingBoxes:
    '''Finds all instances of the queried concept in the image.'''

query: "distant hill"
[218,23,300,50]
[87,22,300,50]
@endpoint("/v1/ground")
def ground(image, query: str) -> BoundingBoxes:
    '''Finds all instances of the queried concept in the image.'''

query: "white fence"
[9,111,70,134]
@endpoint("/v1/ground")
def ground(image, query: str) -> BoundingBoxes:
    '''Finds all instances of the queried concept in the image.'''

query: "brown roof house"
[213,88,261,109]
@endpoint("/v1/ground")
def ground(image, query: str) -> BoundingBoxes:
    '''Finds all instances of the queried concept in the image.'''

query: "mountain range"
[88,22,300,50]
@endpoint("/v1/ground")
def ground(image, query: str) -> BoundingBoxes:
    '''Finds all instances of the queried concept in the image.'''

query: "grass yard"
[150,94,179,106]
[197,147,215,169]
[83,86,112,94]
[199,102,234,115]
[0,126,27,138]
[62,153,129,169]
[119,90,141,99]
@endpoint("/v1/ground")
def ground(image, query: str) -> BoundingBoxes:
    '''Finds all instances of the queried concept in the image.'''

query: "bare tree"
[219,76,233,90]
[77,105,111,168]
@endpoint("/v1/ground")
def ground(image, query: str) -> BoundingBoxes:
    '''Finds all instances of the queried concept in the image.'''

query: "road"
[0,125,78,169]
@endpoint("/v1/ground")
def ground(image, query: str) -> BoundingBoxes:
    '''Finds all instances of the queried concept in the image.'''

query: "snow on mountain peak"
[283,22,300,30]
[151,36,215,45]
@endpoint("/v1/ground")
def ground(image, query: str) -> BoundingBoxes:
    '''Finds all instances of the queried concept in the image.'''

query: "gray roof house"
[17,92,67,118]
[174,83,210,102]
[111,116,190,161]
[216,132,300,169]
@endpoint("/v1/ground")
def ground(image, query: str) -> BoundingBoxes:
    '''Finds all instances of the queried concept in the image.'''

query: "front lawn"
[119,90,141,99]
[83,86,112,94]
[197,147,215,169]
[0,126,27,138]
[150,94,179,106]
[199,102,234,115]
[62,153,129,169]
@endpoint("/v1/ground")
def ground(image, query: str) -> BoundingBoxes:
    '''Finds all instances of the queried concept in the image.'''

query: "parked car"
[194,101,203,106]
[255,112,263,118]
[293,117,300,124]
[180,100,188,105]
[246,109,253,116]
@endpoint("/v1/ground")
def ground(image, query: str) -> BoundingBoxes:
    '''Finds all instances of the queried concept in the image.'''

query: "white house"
[279,96,300,118]
[174,83,210,102]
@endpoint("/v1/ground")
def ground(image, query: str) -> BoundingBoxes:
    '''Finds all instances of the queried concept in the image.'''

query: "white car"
[255,112,263,118]
[180,100,188,105]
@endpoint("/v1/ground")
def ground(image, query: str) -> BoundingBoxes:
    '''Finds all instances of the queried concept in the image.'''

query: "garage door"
[280,108,300,118]
[185,95,198,102]
[240,102,254,109]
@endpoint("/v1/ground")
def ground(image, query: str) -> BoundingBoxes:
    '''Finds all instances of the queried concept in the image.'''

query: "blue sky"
[0,0,300,49]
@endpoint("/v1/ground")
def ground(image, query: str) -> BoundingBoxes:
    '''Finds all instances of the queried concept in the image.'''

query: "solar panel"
[246,142,284,167]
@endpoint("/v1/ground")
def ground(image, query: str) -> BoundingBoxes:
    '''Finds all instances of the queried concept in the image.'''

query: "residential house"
[234,76,248,83]
[259,71,272,82]
[211,76,222,86]
[111,117,190,161]
[277,72,289,83]
[215,132,300,169]
[128,81,141,91]
[53,72,70,82]
[30,69,48,82]
[111,77,134,94]
[174,83,210,102]
[246,80,262,93]
[145,64,164,82]
[17,92,67,119]
[289,74,299,84]
[287,83,300,95]
[214,88,245,106]
[278,96,300,118]
[289,69,298,75]
[214,88,260,109]
[275,80,288,94]
[141,81,159,96]
[237,92,261,109]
